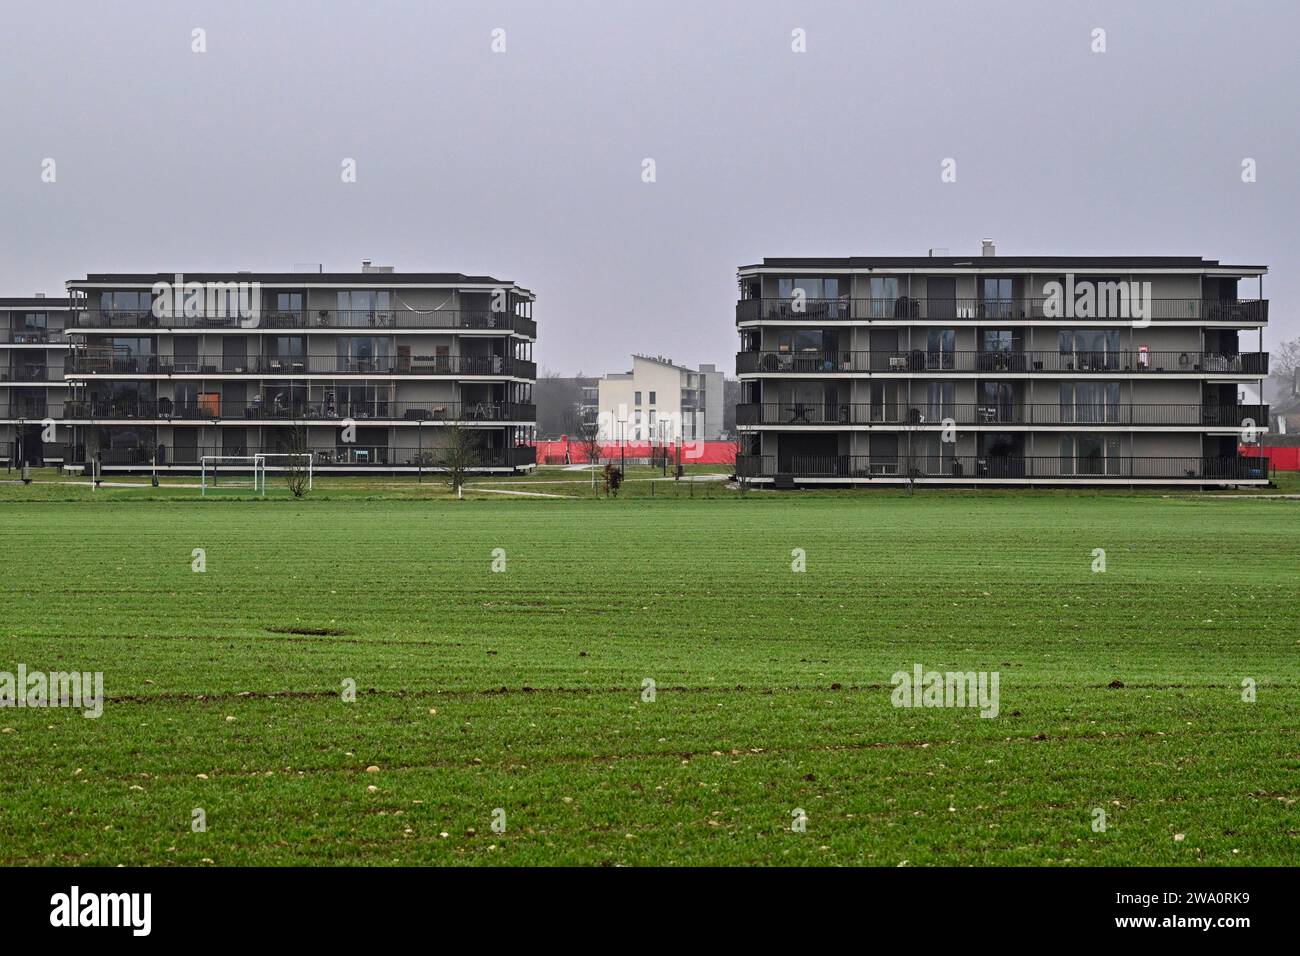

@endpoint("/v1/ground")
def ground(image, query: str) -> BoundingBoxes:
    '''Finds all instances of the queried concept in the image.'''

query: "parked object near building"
[734,248,1270,486]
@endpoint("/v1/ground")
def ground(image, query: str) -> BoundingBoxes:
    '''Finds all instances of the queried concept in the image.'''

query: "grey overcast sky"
[1,0,1296,375]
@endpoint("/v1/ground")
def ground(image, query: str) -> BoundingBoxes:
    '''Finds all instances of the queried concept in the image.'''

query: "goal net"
[201,455,267,496]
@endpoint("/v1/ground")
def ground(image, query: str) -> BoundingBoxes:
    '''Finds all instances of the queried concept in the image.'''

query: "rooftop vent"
[361,259,394,273]
[981,238,996,257]
[928,247,949,258]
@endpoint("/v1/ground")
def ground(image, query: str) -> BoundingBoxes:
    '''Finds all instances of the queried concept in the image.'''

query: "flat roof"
[68,272,533,296]
[738,256,1267,275]
[0,297,73,309]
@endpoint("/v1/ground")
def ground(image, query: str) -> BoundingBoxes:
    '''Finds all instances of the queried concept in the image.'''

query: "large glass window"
[101,291,151,316]
[1059,329,1121,371]
[336,336,389,372]
[336,291,392,327]
[1060,382,1120,423]
[926,329,956,370]
[927,382,954,422]
[981,278,1013,319]
[980,382,1015,423]
[776,277,846,317]
[1061,434,1122,476]
[867,277,900,318]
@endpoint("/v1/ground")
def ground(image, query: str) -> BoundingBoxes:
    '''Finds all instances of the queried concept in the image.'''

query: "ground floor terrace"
[736,429,1268,486]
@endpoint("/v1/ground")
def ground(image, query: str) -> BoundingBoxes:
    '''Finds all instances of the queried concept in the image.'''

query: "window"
[101,290,151,316]
[927,382,954,421]
[336,291,392,327]
[926,330,956,370]
[1061,434,1122,476]
[980,278,1013,319]
[981,382,1015,423]
[649,391,656,405]
[868,277,900,318]
[634,391,642,406]
[983,330,1013,353]
[1059,330,1120,371]
[1060,382,1120,424]
[870,381,900,423]
[336,336,389,371]
[777,277,846,317]
[275,293,302,315]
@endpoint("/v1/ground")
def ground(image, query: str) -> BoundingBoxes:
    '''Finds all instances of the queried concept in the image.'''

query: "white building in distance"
[597,354,724,442]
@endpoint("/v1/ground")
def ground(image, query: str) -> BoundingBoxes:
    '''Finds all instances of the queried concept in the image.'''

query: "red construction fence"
[532,439,737,466]
[1241,445,1299,470]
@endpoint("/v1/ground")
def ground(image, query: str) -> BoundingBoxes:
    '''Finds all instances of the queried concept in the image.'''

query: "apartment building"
[735,248,1270,486]
[1,296,76,469]
[46,265,537,472]
[597,354,724,442]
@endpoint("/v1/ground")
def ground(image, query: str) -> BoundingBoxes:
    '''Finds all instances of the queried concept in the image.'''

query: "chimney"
[981,238,996,257]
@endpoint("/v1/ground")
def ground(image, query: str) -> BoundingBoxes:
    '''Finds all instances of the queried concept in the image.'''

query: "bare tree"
[283,424,312,498]
[563,404,602,490]
[1266,336,1300,403]
[439,419,480,494]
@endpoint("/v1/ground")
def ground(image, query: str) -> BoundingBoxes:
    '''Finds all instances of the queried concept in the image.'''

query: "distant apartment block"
[0,265,539,473]
[597,354,724,442]
[735,249,1270,486]
[1,296,75,468]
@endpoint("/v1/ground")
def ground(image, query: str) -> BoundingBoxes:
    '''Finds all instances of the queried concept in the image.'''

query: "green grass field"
[1,472,1297,865]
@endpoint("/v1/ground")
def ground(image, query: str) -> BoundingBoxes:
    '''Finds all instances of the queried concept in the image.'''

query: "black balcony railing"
[58,399,536,422]
[736,403,1269,428]
[71,308,536,336]
[735,454,1270,481]
[88,444,538,468]
[736,350,1268,375]
[1,365,63,382]
[736,298,1269,325]
[1,330,69,345]
[64,353,536,378]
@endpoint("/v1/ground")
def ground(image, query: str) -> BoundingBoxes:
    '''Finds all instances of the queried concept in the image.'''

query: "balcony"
[736,298,1268,325]
[1,330,69,345]
[736,350,1268,375]
[1,365,64,383]
[59,398,536,423]
[64,353,537,379]
[735,454,1270,481]
[86,443,538,469]
[70,308,536,336]
[736,403,1268,428]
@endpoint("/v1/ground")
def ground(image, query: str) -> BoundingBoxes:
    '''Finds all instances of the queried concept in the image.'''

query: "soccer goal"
[200,455,267,496]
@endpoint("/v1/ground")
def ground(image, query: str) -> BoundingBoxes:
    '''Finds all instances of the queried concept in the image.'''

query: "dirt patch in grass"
[266,625,350,637]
